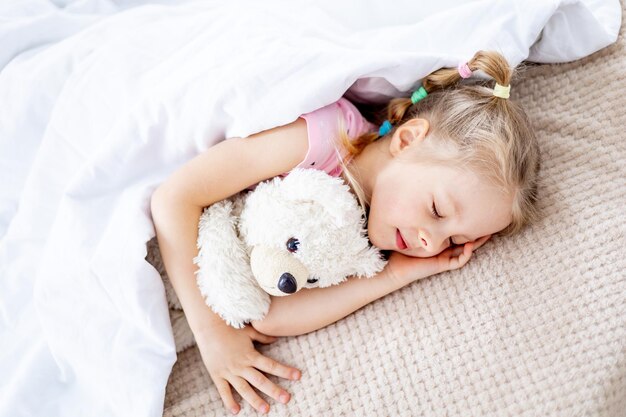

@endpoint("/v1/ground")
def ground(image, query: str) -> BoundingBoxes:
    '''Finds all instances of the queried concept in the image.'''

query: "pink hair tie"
[458,62,472,79]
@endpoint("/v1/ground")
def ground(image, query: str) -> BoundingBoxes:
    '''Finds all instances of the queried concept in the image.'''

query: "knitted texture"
[146,5,626,415]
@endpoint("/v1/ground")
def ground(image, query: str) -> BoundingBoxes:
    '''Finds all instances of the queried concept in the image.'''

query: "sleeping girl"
[150,50,541,415]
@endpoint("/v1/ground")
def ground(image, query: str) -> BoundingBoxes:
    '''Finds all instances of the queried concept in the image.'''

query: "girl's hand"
[194,323,301,415]
[385,235,492,286]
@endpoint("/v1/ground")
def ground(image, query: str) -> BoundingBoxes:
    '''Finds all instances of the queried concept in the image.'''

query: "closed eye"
[431,202,442,219]
[431,202,458,246]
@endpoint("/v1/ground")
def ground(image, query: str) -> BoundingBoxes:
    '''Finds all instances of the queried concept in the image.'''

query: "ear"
[389,118,429,157]
[278,168,360,227]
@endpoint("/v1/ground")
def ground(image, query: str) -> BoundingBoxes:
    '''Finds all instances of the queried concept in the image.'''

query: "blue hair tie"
[378,120,392,137]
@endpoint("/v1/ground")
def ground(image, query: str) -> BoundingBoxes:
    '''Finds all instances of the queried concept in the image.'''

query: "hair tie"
[411,86,428,104]
[458,62,472,79]
[378,120,392,137]
[493,83,511,99]
[378,85,428,137]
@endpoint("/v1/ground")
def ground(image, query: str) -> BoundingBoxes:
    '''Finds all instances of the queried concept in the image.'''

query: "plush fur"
[164,168,387,335]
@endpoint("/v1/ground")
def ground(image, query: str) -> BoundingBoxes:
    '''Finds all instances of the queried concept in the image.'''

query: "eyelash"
[430,202,442,219]
[431,202,457,246]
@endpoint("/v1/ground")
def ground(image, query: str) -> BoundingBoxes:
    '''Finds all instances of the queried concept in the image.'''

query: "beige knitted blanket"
[147,4,626,416]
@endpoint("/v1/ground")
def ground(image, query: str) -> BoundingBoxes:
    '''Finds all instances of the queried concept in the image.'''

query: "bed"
[1,1,623,416]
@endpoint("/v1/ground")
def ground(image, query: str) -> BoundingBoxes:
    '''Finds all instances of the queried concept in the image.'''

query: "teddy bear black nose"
[278,272,297,294]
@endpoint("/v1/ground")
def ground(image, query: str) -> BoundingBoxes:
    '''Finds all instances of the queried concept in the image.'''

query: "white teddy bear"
[163,168,387,350]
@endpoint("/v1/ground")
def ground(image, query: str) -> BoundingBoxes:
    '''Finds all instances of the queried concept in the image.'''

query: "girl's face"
[364,119,514,258]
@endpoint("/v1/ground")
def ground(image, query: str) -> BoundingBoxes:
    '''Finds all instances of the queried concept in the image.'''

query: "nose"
[418,230,447,253]
[277,272,297,294]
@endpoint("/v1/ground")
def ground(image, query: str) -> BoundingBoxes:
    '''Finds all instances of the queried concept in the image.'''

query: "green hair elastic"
[411,86,428,104]
[377,85,429,138]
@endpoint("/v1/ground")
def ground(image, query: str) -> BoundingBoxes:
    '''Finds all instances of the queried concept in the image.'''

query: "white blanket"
[0,1,620,416]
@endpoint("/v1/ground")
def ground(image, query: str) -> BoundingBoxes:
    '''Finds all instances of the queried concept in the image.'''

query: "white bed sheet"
[0,0,620,416]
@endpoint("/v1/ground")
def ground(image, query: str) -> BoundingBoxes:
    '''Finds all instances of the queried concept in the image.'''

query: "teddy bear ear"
[279,168,360,227]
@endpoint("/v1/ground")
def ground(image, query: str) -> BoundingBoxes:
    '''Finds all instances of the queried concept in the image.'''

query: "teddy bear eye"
[286,237,300,253]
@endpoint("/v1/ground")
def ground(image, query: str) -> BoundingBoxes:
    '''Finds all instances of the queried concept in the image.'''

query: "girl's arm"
[151,118,310,414]
[251,268,410,337]
[152,120,308,333]
[252,237,491,337]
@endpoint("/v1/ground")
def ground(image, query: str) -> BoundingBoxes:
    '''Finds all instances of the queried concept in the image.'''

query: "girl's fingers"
[450,245,465,257]
[214,378,240,415]
[473,234,492,250]
[252,351,302,382]
[462,242,474,262]
[453,242,474,269]
[229,376,271,414]
[240,367,291,405]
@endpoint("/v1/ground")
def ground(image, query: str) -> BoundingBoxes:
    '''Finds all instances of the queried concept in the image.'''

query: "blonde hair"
[337,50,541,237]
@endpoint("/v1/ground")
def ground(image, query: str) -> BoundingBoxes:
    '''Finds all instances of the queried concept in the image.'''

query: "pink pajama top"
[290,97,376,178]
[247,97,375,190]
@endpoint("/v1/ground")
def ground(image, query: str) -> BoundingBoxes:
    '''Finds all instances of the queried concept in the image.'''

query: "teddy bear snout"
[249,245,309,297]
[278,272,297,294]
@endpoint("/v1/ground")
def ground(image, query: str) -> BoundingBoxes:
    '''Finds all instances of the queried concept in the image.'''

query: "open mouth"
[396,229,408,250]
